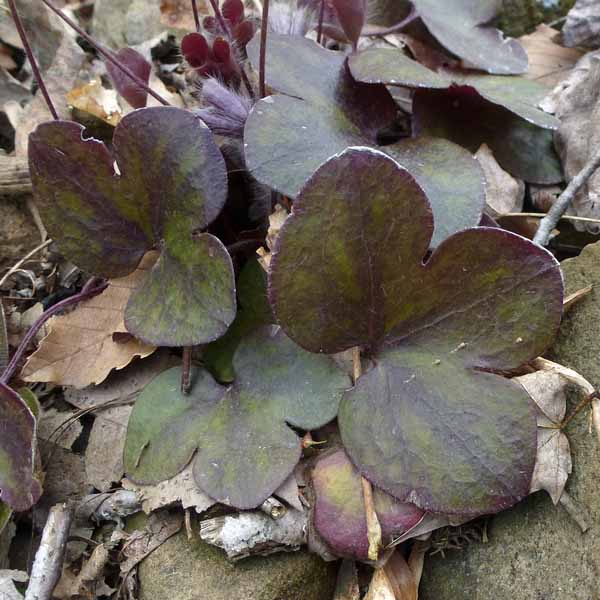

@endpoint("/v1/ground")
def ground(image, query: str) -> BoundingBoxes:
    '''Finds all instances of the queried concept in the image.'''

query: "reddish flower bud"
[181,32,209,68]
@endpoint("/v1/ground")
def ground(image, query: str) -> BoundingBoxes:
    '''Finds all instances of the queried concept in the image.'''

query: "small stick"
[533,147,600,246]
[181,346,192,394]
[0,277,107,384]
[353,347,382,561]
[563,286,592,312]
[316,0,325,45]
[7,0,58,119]
[191,0,201,31]
[0,239,52,289]
[40,0,170,107]
[25,503,73,600]
[259,0,270,98]
[502,212,600,226]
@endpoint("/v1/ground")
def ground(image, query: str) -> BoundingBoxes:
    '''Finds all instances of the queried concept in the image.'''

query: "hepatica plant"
[3,0,567,542]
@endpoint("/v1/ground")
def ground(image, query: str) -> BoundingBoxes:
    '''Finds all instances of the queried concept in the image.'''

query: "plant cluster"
[1,0,567,560]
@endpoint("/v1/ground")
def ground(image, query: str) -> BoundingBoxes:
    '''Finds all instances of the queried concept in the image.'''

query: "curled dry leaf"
[515,370,571,504]
[22,253,157,389]
[476,144,524,219]
[67,79,122,127]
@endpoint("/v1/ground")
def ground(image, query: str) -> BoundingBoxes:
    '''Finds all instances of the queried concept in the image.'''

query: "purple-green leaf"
[410,0,528,75]
[331,0,366,47]
[270,148,563,515]
[28,107,236,346]
[106,48,151,109]
[244,33,485,246]
[0,383,42,512]
[312,449,424,559]
[412,87,563,184]
[124,326,350,509]
[349,47,559,129]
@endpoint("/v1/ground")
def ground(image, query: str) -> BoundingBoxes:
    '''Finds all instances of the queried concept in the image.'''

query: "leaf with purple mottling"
[244,33,485,246]
[0,383,42,512]
[270,148,563,515]
[124,326,349,509]
[28,107,235,346]
[410,0,528,75]
[312,449,424,559]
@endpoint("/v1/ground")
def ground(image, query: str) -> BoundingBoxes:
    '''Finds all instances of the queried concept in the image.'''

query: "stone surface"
[563,0,600,48]
[0,198,40,272]
[420,241,600,600]
[499,0,576,37]
[138,529,337,600]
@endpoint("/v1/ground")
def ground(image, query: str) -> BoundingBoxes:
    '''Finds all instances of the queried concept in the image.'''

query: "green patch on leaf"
[124,326,349,508]
[244,33,485,246]
[28,107,235,346]
[270,148,563,515]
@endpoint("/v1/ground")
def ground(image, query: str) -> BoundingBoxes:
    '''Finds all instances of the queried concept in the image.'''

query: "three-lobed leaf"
[244,33,485,246]
[270,148,564,515]
[28,107,236,346]
[0,383,42,512]
[124,326,350,509]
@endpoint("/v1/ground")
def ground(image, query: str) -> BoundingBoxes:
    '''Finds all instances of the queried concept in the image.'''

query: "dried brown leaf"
[334,559,359,600]
[519,24,584,89]
[383,550,418,600]
[364,568,395,600]
[22,253,158,388]
[476,143,524,219]
[67,79,122,126]
[37,408,83,450]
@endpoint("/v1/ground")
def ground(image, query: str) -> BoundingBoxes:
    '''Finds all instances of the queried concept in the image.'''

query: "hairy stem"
[7,0,58,119]
[259,0,270,98]
[316,0,325,45]
[191,0,201,31]
[40,0,170,106]
[0,278,108,385]
[533,147,600,246]
[181,346,192,394]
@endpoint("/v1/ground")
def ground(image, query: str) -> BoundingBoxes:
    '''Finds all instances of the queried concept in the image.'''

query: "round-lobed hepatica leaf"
[412,87,562,184]
[0,383,42,512]
[312,449,424,560]
[270,147,564,515]
[106,47,151,109]
[124,326,350,509]
[244,33,485,246]
[28,107,236,346]
[410,0,528,75]
[349,47,559,129]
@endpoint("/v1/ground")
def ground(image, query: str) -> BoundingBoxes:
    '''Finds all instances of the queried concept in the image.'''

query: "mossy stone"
[498,0,576,37]
[420,241,600,600]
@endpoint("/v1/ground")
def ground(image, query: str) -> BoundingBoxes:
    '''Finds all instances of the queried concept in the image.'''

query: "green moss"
[498,0,575,38]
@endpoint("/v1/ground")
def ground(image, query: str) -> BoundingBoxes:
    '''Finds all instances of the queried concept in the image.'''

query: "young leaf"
[410,0,528,75]
[244,33,485,246]
[412,87,563,184]
[28,107,236,346]
[124,326,350,509]
[331,0,366,47]
[270,148,564,515]
[312,449,424,560]
[106,48,151,109]
[0,382,42,511]
[349,47,559,129]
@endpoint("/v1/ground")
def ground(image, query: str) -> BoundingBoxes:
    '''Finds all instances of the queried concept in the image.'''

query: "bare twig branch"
[0,239,52,289]
[25,503,73,600]
[502,212,600,225]
[533,148,600,246]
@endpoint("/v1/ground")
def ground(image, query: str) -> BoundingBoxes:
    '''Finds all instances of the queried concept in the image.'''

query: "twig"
[502,212,600,225]
[316,0,325,45]
[0,239,52,289]
[259,0,270,98]
[0,155,32,197]
[563,286,592,312]
[0,277,108,385]
[533,148,600,246]
[25,503,73,600]
[191,0,201,31]
[39,0,170,107]
[7,0,58,119]
[353,347,382,561]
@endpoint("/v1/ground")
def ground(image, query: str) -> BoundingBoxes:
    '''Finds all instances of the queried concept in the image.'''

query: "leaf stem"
[360,8,418,37]
[561,391,599,431]
[208,0,230,37]
[0,278,108,385]
[353,346,382,561]
[7,0,58,119]
[533,147,600,246]
[39,0,170,107]
[191,0,201,32]
[259,0,270,98]
[181,346,192,394]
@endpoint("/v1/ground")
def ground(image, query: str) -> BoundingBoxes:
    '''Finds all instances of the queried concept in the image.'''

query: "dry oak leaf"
[22,252,157,388]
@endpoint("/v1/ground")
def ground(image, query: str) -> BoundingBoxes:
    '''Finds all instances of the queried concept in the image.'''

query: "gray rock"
[563,0,600,48]
[138,529,337,600]
[420,241,600,600]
